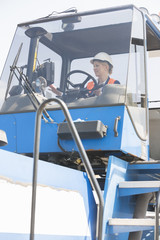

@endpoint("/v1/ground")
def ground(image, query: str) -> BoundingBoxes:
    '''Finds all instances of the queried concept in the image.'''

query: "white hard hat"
[90,52,113,66]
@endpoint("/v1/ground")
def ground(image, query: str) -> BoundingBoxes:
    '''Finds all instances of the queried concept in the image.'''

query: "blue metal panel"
[0,112,36,153]
[128,162,160,171]
[0,149,96,240]
[127,163,160,181]
[15,112,36,153]
[109,225,154,234]
[0,106,124,153]
[0,105,148,160]
[121,108,148,160]
[102,156,130,240]
[119,187,160,196]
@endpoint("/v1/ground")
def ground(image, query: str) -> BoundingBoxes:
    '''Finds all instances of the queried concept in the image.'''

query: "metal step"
[108,218,157,233]
[119,181,160,196]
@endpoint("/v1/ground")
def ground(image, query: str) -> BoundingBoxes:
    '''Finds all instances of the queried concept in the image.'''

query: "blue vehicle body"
[0,105,146,160]
[0,149,159,240]
[0,149,96,240]
[0,4,160,240]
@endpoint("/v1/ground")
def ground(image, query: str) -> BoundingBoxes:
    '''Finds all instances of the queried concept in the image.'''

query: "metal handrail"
[30,98,104,240]
[155,188,160,240]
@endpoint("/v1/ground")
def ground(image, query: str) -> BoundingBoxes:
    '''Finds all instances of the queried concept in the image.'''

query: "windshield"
[0,7,133,113]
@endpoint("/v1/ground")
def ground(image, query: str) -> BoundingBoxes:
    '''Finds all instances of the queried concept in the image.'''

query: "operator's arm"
[49,84,62,96]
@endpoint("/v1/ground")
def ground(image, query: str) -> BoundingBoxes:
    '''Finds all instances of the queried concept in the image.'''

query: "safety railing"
[30,98,104,240]
[155,189,160,240]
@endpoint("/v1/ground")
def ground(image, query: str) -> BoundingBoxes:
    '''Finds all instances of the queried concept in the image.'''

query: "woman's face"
[93,61,109,80]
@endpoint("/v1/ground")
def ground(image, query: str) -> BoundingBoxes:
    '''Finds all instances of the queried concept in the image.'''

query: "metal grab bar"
[114,116,121,137]
[30,98,104,240]
[155,189,160,240]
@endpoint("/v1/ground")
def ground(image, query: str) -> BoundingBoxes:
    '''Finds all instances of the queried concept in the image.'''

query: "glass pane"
[0,27,62,112]
[126,8,147,140]
[0,8,133,113]
[148,50,160,108]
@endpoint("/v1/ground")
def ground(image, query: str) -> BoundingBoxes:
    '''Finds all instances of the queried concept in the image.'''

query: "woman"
[88,52,120,96]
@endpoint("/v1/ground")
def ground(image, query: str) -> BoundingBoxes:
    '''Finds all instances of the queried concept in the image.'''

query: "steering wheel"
[62,70,98,102]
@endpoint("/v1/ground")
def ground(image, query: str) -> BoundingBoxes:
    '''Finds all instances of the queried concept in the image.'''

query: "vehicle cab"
[0,5,156,169]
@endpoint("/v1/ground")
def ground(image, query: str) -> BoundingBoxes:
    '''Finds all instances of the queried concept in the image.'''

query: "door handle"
[114,116,121,137]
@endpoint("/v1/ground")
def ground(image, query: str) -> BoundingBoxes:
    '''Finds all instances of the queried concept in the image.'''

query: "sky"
[0,0,160,76]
